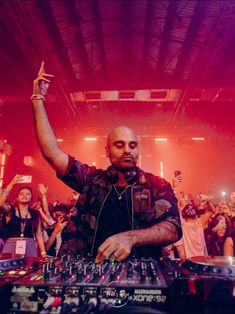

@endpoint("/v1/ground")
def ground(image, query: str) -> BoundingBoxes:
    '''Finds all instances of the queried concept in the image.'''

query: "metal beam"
[140,0,155,78]
[171,2,231,120]
[173,0,207,79]
[121,0,132,82]
[156,1,177,75]
[91,0,107,77]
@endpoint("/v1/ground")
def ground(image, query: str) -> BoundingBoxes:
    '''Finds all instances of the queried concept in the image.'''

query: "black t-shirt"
[3,206,35,239]
[93,185,132,255]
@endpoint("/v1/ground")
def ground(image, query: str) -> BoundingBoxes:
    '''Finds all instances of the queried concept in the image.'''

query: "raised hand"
[37,183,48,195]
[33,61,54,96]
[9,174,23,186]
[54,216,67,234]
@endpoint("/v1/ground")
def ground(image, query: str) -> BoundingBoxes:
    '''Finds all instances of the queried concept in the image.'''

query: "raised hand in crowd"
[0,174,23,207]
[44,215,68,257]
[37,183,53,223]
[37,183,48,195]
[32,203,54,227]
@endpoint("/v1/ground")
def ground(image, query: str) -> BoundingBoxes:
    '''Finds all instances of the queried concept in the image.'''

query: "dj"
[31,62,182,262]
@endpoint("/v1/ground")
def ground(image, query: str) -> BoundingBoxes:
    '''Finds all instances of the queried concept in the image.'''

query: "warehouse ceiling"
[1,0,235,141]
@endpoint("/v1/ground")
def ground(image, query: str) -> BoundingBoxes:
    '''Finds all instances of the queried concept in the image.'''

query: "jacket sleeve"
[57,155,96,193]
[153,176,182,239]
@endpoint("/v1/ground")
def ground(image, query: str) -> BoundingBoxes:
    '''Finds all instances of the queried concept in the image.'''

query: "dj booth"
[0,253,234,314]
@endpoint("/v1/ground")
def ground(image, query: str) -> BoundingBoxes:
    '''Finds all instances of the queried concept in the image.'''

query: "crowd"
[0,174,78,257]
[0,173,234,259]
[163,177,235,259]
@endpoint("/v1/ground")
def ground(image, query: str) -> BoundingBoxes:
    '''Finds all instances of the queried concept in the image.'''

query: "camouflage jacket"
[58,156,181,257]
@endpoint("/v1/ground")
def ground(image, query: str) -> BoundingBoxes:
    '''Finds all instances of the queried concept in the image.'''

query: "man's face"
[53,210,66,222]
[106,126,138,170]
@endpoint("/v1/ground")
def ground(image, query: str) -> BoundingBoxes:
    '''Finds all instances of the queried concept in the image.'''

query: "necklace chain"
[113,185,131,200]
[18,208,29,238]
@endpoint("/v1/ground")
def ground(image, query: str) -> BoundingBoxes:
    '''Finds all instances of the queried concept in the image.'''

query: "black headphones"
[106,165,139,184]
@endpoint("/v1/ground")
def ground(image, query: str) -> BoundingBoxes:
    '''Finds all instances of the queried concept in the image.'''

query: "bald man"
[32,63,181,261]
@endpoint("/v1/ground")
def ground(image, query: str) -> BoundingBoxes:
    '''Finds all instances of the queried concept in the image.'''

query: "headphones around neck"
[106,165,139,184]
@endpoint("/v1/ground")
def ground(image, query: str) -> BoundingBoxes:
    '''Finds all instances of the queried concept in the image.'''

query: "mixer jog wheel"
[181,256,235,276]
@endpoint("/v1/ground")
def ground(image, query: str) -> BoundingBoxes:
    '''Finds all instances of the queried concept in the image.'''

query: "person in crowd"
[37,183,54,223]
[228,192,235,217]
[67,191,80,207]
[44,204,68,256]
[31,61,181,262]
[162,238,186,259]
[223,215,235,256]
[177,192,216,258]
[0,175,46,257]
[216,199,231,217]
[205,213,229,256]
[34,183,54,227]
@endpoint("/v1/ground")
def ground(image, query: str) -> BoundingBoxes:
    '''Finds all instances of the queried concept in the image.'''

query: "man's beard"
[113,164,136,173]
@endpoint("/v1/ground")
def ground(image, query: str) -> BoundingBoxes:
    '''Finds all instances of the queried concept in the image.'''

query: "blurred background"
[0,0,235,201]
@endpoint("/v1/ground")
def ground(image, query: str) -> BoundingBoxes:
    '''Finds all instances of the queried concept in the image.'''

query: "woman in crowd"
[0,175,46,257]
[223,216,235,256]
[205,213,229,256]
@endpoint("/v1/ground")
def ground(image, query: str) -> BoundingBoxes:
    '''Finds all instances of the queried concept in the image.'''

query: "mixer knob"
[61,255,68,262]
[44,271,50,281]
[140,273,146,283]
[224,267,233,275]
[93,270,99,281]
[2,262,8,268]
[127,269,133,278]
[61,269,69,281]
[49,261,55,270]
[173,271,179,278]
[42,264,47,273]
[65,261,71,267]
[102,263,109,274]
[69,266,74,276]
[54,266,60,275]
[109,272,116,281]
[72,265,78,273]
[151,273,158,283]
[76,271,84,281]
[32,261,40,270]
[212,267,221,274]
[11,260,17,267]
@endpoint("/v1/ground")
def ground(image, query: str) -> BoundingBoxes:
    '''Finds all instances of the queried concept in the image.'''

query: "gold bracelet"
[31,94,45,101]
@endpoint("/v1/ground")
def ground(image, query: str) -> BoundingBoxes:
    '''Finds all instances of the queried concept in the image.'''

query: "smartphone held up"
[17,175,32,184]
[174,170,182,182]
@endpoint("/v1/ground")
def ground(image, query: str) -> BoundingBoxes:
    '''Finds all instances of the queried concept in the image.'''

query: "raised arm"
[32,62,68,176]
[0,174,22,208]
[37,183,51,220]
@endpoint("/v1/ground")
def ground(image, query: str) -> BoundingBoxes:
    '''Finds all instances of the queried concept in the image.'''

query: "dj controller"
[0,254,235,314]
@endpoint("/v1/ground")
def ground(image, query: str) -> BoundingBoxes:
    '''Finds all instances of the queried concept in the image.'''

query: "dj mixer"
[0,254,235,314]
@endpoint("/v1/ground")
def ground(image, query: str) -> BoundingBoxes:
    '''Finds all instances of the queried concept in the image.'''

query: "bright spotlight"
[155,138,167,142]
[192,137,205,141]
[84,137,97,141]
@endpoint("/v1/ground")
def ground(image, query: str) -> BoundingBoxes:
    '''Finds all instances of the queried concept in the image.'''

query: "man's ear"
[105,146,109,158]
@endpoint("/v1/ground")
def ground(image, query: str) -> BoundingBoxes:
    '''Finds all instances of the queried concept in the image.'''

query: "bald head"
[106,125,138,170]
[107,126,137,148]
